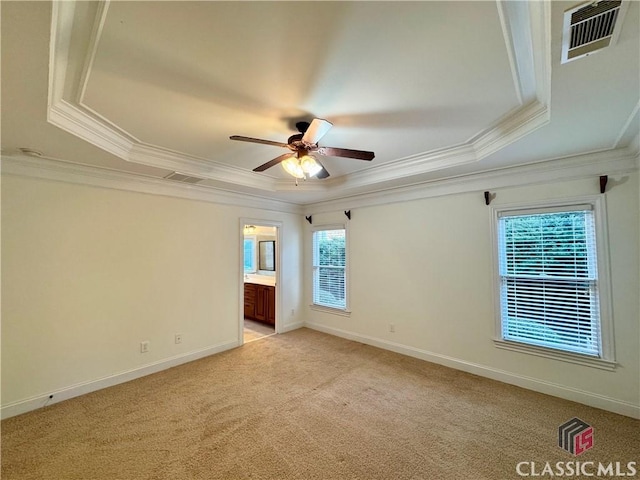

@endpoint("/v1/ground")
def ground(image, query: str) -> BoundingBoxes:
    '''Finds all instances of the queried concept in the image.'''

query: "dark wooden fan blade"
[230,135,290,149]
[253,153,294,172]
[314,158,330,179]
[315,146,375,161]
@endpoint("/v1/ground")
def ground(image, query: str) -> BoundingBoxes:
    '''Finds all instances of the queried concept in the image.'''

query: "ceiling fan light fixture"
[282,156,305,179]
[300,155,322,177]
[231,117,374,180]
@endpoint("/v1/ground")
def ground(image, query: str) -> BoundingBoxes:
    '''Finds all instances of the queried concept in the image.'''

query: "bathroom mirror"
[258,241,275,271]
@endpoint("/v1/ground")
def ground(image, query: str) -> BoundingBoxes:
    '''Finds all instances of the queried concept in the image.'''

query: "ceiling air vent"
[562,1,628,64]
[164,172,204,184]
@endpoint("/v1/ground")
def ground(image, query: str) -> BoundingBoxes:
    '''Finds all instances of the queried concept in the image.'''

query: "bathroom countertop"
[244,274,276,286]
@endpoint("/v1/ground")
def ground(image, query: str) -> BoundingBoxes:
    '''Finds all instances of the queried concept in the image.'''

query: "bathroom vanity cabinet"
[244,283,275,325]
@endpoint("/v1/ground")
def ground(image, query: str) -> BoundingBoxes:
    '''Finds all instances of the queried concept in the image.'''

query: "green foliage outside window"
[502,212,590,278]
[314,230,346,309]
[318,234,346,267]
[499,209,599,356]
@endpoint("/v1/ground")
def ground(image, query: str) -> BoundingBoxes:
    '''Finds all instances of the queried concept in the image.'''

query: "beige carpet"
[2,328,638,480]
[243,319,275,343]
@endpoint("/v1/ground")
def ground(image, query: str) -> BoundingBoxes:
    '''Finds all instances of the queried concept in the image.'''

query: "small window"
[243,237,256,273]
[312,228,347,310]
[496,205,605,358]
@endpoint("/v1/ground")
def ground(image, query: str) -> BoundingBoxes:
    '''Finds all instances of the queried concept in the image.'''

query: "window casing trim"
[309,304,352,316]
[311,223,350,314]
[490,195,615,368]
[493,339,616,370]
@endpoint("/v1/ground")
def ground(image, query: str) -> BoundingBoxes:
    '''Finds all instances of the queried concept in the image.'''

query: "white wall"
[1,175,304,416]
[304,173,640,417]
[3,167,638,418]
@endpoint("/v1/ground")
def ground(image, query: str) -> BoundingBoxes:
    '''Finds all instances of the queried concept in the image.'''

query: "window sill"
[493,339,617,371]
[310,304,351,317]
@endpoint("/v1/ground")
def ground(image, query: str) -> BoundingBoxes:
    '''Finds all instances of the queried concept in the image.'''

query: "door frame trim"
[239,218,283,344]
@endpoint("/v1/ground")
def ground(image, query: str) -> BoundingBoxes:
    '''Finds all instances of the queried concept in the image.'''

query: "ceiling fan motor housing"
[287,133,304,145]
[230,117,374,179]
[295,121,310,133]
[289,122,310,146]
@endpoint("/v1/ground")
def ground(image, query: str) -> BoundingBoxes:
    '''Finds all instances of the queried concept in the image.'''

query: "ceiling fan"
[230,118,375,180]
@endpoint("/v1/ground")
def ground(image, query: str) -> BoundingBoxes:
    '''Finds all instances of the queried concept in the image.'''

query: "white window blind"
[312,229,346,310]
[498,208,601,357]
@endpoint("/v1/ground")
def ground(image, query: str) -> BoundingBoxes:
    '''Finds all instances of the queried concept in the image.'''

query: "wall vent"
[164,172,204,184]
[561,1,628,64]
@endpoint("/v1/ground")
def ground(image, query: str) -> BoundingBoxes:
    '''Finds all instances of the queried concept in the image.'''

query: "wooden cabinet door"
[244,283,274,325]
[244,283,256,319]
[266,286,275,325]
[255,285,267,321]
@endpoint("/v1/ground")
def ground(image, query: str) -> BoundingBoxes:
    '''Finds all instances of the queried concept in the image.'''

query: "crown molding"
[1,155,302,215]
[48,99,136,160]
[128,143,278,191]
[497,0,546,104]
[3,145,635,218]
[471,99,549,160]
[47,2,274,193]
[284,100,549,194]
[78,1,110,104]
[312,144,478,192]
[531,1,552,103]
[46,0,553,197]
[47,99,277,192]
[47,0,74,106]
[303,146,639,215]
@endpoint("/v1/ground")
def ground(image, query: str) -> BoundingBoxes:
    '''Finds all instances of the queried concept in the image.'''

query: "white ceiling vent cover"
[562,1,629,64]
[164,172,204,184]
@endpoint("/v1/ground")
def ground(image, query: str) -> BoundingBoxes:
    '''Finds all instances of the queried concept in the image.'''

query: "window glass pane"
[244,238,256,272]
[502,211,596,279]
[313,229,346,309]
[498,209,601,357]
[315,230,346,266]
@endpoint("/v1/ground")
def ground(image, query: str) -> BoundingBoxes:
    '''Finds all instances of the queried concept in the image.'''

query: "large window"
[312,227,347,310]
[496,202,612,362]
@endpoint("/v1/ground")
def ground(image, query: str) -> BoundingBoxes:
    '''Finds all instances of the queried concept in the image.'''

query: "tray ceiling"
[1,1,638,205]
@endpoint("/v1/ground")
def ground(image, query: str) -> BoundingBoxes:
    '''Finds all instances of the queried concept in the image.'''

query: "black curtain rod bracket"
[484,191,493,205]
[305,215,312,225]
[600,175,608,194]
[344,210,351,220]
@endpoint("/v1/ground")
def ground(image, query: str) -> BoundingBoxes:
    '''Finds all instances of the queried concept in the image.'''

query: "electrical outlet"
[140,341,150,353]
[175,334,182,344]
[389,324,395,333]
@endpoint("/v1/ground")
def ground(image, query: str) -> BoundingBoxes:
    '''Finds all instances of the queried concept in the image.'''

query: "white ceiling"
[2,1,639,206]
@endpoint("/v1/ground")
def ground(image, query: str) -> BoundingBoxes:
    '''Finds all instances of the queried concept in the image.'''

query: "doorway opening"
[240,220,281,344]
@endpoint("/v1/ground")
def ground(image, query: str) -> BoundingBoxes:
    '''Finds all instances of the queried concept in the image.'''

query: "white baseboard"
[305,322,640,419]
[279,321,304,333]
[1,340,238,420]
